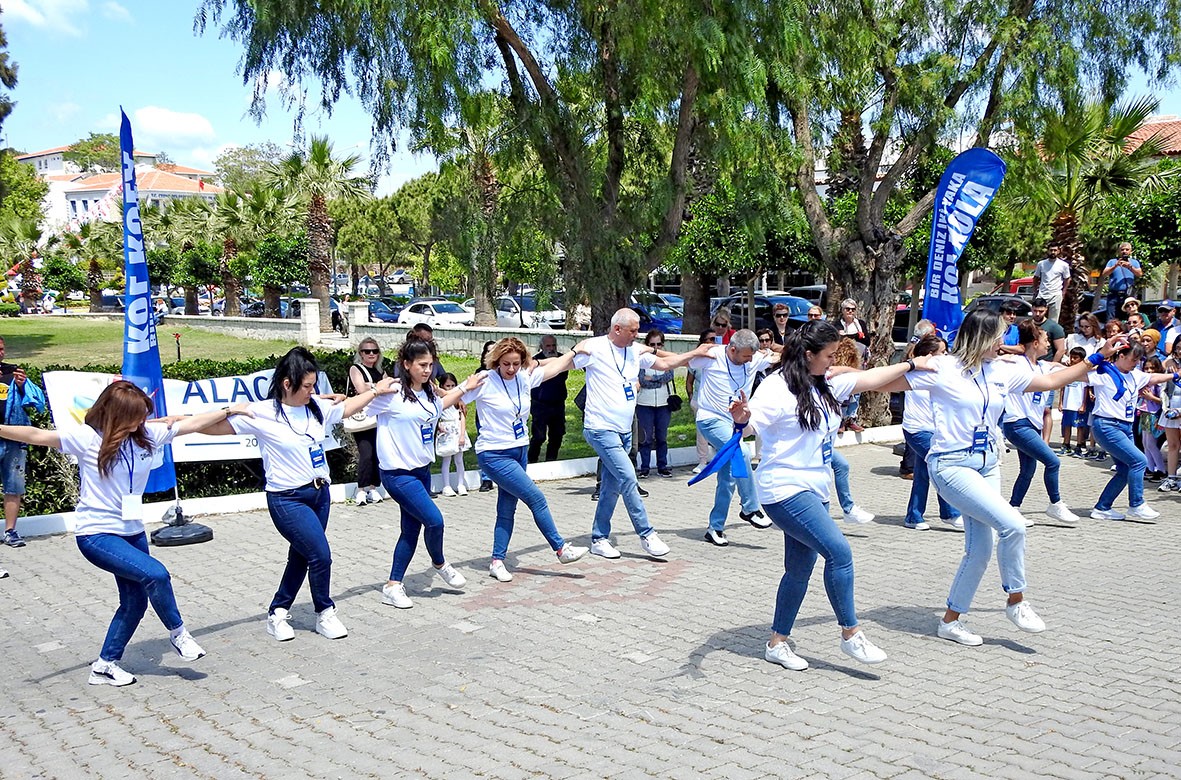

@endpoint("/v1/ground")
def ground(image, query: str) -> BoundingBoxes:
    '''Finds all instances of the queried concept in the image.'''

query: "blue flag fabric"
[687,429,749,487]
[921,148,1007,345]
[120,109,176,493]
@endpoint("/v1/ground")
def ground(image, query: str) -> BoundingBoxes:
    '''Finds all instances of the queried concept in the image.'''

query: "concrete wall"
[353,322,701,356]
[160,313,302,341]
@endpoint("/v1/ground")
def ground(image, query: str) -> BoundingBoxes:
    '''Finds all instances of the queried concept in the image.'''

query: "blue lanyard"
[281,404,317,443]
[119,442,135,493]
[611,345,630,379]
[409,388,441,423]
[496,370,523,417]
[973,364,990,426]
[725,357,750,395]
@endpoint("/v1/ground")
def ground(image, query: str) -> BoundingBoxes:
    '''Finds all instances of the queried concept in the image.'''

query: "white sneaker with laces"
[489,560,513,582]
[839,631,887,664]
[1045,501,1079,523]
[764,641,808,671]
[1005,601,1046,633]
[381,582,413,608]
[367,489,383,504]
[315,606,348,639]
[456,483,468,496]
[943,516,965,531]
[169,627,206,660]
[843,506,874,524]
[441,486,457,497]
[1021,515,1036,528]
[704,528,728,546]
[354,491,368,506]
[267,608,295,641]
[937,619,983,646]
[590,539,621,559]
[1090,508,1126,520]
[1159,476,1179,492]
[0,566,8,579]
[692,463,707,475]
[434,562,467,589]
[640,532,670,557]
[89,659,136,687]
[556,544,588,563]
[1127,503,1161,520]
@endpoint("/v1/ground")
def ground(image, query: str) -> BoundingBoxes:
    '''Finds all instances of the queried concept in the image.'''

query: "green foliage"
[63,132,121,173]
[249,232,310,289]
[174,242,221,288]
[145,246,176,287]
[0,302,18,317]
[1083,184,1181,273]
[214,141,285,194]
[0,21,17,135]
[40,255,87,295]
[0,151,48,223]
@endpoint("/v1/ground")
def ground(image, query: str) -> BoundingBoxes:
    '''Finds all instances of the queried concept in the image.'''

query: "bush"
[0,303,20,317]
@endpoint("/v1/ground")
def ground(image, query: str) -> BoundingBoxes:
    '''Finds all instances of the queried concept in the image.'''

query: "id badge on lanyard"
[121,494,143,522]
[623,383,635,401]
[971,425,989,453]
[308,445,326,469]
[512,418,526,439]
[420,424,435,444]
[1126,399,1135,421]
[821,436,833,464]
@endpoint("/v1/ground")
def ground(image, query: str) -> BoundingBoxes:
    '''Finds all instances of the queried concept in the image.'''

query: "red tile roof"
[1127,117,1181,156]
[15,145,71,160]
[156,163,215,176]
[64,170,224,195]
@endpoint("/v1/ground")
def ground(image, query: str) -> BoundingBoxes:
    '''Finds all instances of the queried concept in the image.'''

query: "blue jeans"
[1105,290,1128,322]
[1003,419,1062,505]
[382,466,447,581]
[829,448,855,514]
[76,532,183,662]
[903,430,960,526]
[1,444,27,494]
[583,428,654,541]
[636,405,670,470]
[1092,417,1147,510]
[697,416,759,531]
[265,483,334,614]
[928,447,1027,613]
[477,446,565,559]
[763,491,858,634]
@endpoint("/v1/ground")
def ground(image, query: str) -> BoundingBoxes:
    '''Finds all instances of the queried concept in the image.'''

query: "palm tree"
[60,219,120,312]
[154,197,216,314]
[209,191,250,316]
[267,136,370,331]
[0,215,54,311]
[1017,96,1173,326]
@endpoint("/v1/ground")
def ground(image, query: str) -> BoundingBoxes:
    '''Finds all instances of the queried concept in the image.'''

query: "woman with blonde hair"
[349,337,387,505]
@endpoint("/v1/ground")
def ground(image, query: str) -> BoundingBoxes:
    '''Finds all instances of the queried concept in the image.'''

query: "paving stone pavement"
[2,442,1180,779]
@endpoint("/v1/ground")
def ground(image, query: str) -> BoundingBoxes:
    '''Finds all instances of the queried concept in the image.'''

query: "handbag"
[667,376,684,412]
[343,367,381,433]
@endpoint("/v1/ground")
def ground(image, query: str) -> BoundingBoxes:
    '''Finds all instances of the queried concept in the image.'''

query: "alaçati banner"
[43,369,341,463]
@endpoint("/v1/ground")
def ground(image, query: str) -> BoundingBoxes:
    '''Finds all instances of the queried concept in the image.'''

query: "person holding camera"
[0,336,47,549]
[1100,242,1142,322]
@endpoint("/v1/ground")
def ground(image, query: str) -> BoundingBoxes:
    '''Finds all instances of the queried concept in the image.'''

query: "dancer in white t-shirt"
[0,380,255,687]
[728,320,936,671]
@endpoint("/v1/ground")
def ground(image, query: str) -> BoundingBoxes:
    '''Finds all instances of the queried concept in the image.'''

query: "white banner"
[43,369,341,462]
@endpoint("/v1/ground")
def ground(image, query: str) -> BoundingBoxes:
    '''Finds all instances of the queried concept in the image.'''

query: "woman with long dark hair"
[349,337,387,506]
[908,309,1124,648]
[221,347,393,643]
[729,320,935,670]
[0,381,249,686]
[902,334,962,530]
[369,339,483,609]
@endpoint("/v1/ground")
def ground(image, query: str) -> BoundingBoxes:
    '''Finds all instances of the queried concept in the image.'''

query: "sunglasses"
[775,313,789,318]
[807,313,822,319]
[713,322,726,328]
[758,338,772,343]
[842,307,855,312]
[360,348,380,355]
[649,341,664,346]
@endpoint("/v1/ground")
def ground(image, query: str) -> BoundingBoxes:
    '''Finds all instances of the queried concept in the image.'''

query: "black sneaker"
[704,529,728,546]
[479,480,494,493]
[657,468,673,478]
[740,509,772,529]
[591,487,600,501]
[638,470,650,479]
[637,485,649,498]
[3,530,25,548]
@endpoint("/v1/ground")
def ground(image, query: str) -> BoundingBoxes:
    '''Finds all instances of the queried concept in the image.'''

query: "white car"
[495,294,566,329]
[397,298,474,328]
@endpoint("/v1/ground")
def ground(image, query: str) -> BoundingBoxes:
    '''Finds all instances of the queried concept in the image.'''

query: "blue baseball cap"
[1158,300,1177,311]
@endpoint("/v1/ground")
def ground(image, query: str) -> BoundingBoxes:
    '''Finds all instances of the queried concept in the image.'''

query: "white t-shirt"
[906,356,1031,455]
[59,422,177,536]
[748,372,857,505]
[367,384,443,471]
[230,397,344,491]
[573,336,657,433]
[463,368,546,453]
[1088,368,1151,422]
[902,389,935,433]
[1061,378,1088,412]
[1001,356,1059,429]
[691,346,775,424]
[1035,257,1071,299]
[1064,334,1104,360]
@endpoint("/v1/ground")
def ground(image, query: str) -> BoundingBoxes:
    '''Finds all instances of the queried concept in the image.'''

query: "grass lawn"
[1,317,296,368]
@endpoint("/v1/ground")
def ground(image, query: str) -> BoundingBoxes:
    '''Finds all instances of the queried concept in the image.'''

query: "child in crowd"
[435,373,469,496]
[1057,347,1090,456]
[1138,357,1167,481]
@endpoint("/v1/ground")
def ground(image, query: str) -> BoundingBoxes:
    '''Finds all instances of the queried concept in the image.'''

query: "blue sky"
[4,1,1181,197]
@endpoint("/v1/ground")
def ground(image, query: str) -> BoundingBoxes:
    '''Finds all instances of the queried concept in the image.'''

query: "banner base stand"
[151,523,214,546]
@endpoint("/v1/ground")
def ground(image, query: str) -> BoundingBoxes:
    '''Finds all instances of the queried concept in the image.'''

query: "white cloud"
[187,143,238,168]
[100,1,131,23]
[48,101,81,123]
[130,106,217,151]
[5,0,89,37]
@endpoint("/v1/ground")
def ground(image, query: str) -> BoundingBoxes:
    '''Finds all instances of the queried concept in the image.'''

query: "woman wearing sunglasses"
[636,329,675,478]
[349,338,387,506]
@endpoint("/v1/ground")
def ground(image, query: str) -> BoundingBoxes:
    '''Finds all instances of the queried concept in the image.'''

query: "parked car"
[989,276,1036,300]
[711,293,811,332]
[657,293,684,312]
[631,299,683,334]
[397,297,475,327]
[241,300,291,318]
[964,294,1031,317]
[495,294,566,329]
[788,284,828,308]
[367,299,399,323]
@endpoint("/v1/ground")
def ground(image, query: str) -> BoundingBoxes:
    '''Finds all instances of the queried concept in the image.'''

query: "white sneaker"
[904,521,931,530]
[169,628,206,660]
[266,608,295,641]
[704,528,729,546]
[354,491,368,506]
[89,659,136,687]
[1045,501,1079,523]
[937,619,983,646]
[441,486,457,497]
[1159,477,1179,492]
[640,532,670,557]
[434,562,467,589]
[0,566,8,578]
[381,582,413,609]
[843,505,874,524]
[1021,515,1036,528]
[839,631,887,664]
[556,544,588,563]
[366,489,383,504]
[590,538,621,559]
[489,560,513,582]
[1127,503,1160,520]
[1090,508,1126,520]
[764,641,808,671]
[456,483,468,496]
[692,463,707,475]
[315,607,348,639]
[1005,601,1045,633]
[943,516,965,531]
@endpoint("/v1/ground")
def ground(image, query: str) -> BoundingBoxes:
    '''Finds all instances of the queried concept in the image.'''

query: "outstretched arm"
[1026,337,1128,392]
[0,424,60,449]
[536,351,576,380]
[651,343,713,371]
[160,403,255,436]
[850,356,936,394]
[339,376,397,418]
[441,372,486,410]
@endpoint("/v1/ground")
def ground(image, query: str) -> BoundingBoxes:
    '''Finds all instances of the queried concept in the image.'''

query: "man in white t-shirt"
[1032,245,1072,322]
[690,329,775,545]
[574,308,708,560]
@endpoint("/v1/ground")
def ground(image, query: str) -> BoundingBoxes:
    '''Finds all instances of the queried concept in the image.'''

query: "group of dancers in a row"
[0,306,1161,685]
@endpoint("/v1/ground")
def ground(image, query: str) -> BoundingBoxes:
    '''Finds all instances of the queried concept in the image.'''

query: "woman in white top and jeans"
[729,320,936,671]
[635,329,675,478]
[906,310,1125,647]
[0,381,252,686]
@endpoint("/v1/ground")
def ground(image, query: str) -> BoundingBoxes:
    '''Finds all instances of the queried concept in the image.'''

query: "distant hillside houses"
[15,146,223,233]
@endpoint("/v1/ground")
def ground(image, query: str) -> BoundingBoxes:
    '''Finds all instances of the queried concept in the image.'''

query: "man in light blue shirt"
[1100,241,1142,321]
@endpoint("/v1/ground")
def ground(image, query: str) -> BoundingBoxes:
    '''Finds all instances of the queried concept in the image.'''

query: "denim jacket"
[3,376,47,450]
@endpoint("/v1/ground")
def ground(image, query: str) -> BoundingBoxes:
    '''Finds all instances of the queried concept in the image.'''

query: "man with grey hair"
[689,329,775,545]
[573,308,709,559]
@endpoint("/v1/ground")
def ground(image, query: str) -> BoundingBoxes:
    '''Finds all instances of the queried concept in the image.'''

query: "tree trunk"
[681,271,710,335]
[184,287,199,316]
[88,259,103,312]
[264,285,282,318]
[307,195,333,332]
[221,238,240,316]
[1051,209,1086,327]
